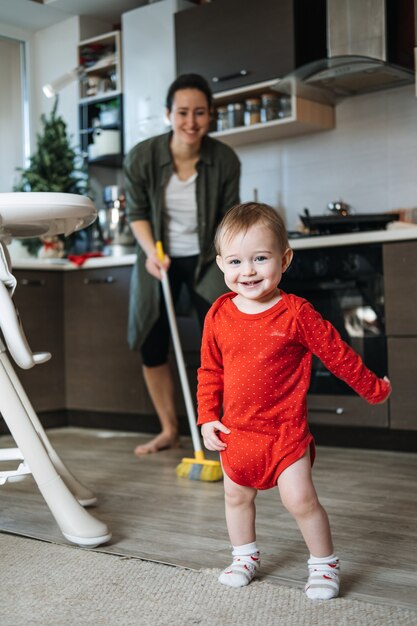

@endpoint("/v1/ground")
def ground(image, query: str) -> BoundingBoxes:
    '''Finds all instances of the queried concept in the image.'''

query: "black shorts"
[141,255,211,367]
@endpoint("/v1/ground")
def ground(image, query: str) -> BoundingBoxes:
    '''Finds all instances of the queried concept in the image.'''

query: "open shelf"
[211,79,335,147]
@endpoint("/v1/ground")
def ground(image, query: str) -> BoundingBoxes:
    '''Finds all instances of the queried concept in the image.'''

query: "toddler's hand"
[382,376,392,400]
[376,375,392,403]
[201,421,230,451]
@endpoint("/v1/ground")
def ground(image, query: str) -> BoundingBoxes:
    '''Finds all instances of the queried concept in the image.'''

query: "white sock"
[218,542,260,588]
[305,554,340,600]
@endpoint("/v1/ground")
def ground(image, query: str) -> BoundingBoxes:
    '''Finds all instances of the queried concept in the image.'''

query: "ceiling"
[0,0,152,32]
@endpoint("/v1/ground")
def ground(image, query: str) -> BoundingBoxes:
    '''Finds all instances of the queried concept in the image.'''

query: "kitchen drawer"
[307,394,388,428]
[387,338,417,430]
[64,266,153,414]
[384,241,417,336]
[10,270,65,412]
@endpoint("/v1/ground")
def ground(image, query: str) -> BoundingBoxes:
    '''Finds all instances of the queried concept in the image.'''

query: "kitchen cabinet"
[307,395,388,428]
[64,266,199,429]
[384,241,417,336]
[386,338,417,430]
[9,270,66,413]
[9,231,417,439]
[384,241,417,430]
[2,262,199,435]
[122,0,193,152]
[210,80,335,147]
[78,31,124,167]
[64,266,153,414]
[175,0,326,94]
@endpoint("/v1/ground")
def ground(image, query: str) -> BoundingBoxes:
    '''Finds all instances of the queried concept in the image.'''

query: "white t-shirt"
[164,172,200,257]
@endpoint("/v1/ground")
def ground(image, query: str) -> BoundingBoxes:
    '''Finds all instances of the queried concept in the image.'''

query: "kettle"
[327,200,350,216]
[99,186,135,253]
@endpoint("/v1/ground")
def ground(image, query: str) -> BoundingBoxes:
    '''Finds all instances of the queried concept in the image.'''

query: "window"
[0,36,29,192]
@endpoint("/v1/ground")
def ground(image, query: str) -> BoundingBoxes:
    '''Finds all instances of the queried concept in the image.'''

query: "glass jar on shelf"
[244,98,261,126]
[278,96,292,118]
[260,93,280,123]
[227,102,244,128]
[216,106,228,132]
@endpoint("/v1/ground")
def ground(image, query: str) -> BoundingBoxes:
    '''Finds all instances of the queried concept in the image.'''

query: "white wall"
[31,17,80,147]
[236,84,417,230]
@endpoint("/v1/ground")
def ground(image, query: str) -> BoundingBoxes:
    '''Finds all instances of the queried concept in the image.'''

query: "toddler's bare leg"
[223,472,257,546]
[277,450,333,556]
[278,450,340,600]
[218,472,260,588]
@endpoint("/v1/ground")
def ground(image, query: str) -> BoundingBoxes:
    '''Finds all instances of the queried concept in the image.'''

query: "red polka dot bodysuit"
[197,291,391,490]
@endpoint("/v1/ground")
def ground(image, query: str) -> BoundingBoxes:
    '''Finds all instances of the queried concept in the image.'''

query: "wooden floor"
[1,427,417,611]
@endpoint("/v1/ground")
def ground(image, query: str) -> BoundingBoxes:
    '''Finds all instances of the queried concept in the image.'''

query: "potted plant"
[14,97,91,256]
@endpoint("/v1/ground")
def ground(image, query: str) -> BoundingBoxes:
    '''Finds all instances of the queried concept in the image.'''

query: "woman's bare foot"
[134,432,181,456]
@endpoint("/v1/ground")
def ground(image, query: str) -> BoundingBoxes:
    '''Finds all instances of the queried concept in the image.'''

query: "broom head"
[176,451,223,482]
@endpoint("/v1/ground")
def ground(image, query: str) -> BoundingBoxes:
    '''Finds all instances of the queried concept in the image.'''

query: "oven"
[280,243,387,400]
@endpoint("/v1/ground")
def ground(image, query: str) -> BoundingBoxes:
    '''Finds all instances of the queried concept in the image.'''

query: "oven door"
[280,244,387,397]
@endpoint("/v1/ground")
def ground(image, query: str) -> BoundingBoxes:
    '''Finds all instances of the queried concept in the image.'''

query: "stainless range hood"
[281,0,416,104]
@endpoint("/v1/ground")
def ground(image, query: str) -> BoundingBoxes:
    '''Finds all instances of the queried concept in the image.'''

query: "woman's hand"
[145,248,171,281]
[129,221,171,280]
[201,421,230,451]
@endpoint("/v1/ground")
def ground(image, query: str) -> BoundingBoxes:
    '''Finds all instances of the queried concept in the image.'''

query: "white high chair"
[0,192,111,547]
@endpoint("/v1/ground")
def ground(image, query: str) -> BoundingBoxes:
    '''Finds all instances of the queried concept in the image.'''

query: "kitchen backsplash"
[236,84,417,231]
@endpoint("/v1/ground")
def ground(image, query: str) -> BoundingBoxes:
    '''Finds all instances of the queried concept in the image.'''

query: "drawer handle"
[83,276,115,285]
[212,69,249,83]
[20,279,46,287]
[310,407,345,415]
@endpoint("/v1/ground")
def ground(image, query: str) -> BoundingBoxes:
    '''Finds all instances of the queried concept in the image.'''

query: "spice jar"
[278,96,292,118]
[244,98,261,126]
[216,106,228,132]
[260,93,280,123]
[227,102,244,128]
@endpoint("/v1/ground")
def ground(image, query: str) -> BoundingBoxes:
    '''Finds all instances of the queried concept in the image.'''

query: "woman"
[124,73,240,455]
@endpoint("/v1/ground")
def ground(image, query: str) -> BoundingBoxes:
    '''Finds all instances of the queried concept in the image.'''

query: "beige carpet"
[1,533,416,626]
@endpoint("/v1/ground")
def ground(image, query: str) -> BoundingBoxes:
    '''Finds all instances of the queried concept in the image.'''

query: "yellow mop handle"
[156,241,165,262]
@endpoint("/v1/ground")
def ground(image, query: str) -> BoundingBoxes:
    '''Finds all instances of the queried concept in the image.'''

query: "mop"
[156,242,222,482]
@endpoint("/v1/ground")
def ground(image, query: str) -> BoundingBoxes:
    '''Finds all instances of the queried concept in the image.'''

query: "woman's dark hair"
[165,73,213,111]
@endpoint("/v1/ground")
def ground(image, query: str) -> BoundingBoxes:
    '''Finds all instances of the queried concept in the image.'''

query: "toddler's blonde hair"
[215,202,290,255]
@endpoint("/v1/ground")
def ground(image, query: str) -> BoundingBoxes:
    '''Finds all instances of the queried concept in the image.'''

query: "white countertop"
[289,224,417,250]
[10,253,137,271]
[9,225,417,270]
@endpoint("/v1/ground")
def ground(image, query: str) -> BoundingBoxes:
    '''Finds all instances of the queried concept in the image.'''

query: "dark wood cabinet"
[7,238,417,436]
[384,241,417,430]
[64,266,153,414]
[384,241,417,336]
[387,338,417,430]
[5,264,200,433]
[307,394,388,428]
[175,0,326,93]
[11,270,65,412]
